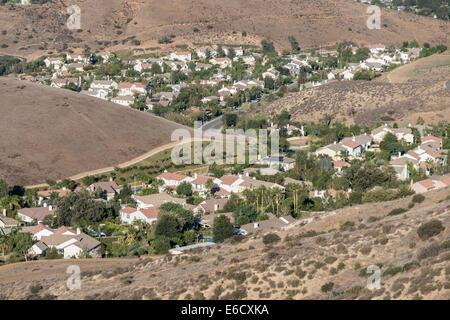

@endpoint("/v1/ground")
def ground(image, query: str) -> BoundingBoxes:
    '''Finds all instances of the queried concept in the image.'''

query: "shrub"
[340,221,355,231]
[417,220,445,240]
[382,266,402,277]
[324,256,337,264]
[321,282,334,292]
[412,194,425,204]
[388,208,407,216]
[360,246,372,255]
[417,243,441,260]
[263,233,281,245]
[295,268,307,279]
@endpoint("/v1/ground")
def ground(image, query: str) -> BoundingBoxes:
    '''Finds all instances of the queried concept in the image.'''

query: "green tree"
[176,181,193,197]
[212,215,235,243]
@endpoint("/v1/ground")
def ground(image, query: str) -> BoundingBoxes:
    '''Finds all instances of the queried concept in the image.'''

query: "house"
[44,57,63,70]
[315,143,346,160]
[342,134,373,151]
[82,88,109,100]
[309,189,350,200]
[282,177,312,188]
[87,180,120,200]
[392,128,414,144]
[63,63,84,72]
[210,57,232,69]
[111,95,134,106]
[411,179,438,194]
[190,175,214,193]
[17,206,56,224]
[38,231,101,259]
[421,136,442,149]
[90,80,118,90]
[194,198,228,215]
[157,171,191,188]
[134,193,186,209]
[170,51,192,61]
[120,206,159,225]
[22,224,55,240]
[118,82,147,96]
[238,177,285,193]
[214,175,244,193]
[233,47,244,56]
[389,157,411,181]
[371,124,393,143]
[240,215,296,234]
[51,78,80,88]
[66,53,89,63]
[339,140,362,157]
[199,212,234,228]
[0,210,20,228]
[332,161,350,174]
[365,44,386,54]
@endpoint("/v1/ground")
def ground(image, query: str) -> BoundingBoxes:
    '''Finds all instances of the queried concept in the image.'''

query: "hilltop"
[0,187,448,300]
[0,77,191,186]
[260,51,450,126]
[0,0,448,59]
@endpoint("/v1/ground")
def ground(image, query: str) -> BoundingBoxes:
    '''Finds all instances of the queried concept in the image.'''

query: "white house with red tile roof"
[119,206,159,225]
[421,136,442,149]
[210,57,232,69]
[190,174,214,193]
[22,224,55,240]
[339,139,362,157]
[157,171,191,188]
[411,179,438,193]
[214,175,244,193]
[332,161,349,173]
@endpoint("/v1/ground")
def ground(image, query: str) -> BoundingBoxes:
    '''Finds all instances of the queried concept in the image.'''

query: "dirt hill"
[0,0,449,59]
[261,52,450,127]
[0,77,191,186]
[0,187,448,300]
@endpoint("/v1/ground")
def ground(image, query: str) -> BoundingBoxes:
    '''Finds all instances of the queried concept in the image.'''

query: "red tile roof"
[421,136,442,144]
[192,175,212,185]
[140,207,159,219]
[339,141,360,149]
[418,179,435,189]
[219,175,240,185]
[120,207,137,214]
[157,172,188,181]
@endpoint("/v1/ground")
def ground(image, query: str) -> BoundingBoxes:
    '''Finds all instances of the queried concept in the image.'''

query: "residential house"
[17,206,56,224]
[120,206,159,225]
[170,51,192,61]
[87,180,120,200]
[111,95,134,106]
[22,224,55,240]
[315,143,346,160]
[37,231,101,259]
[0,210,20,228]
[90,80,118,90]
[339,139,362,157]
[157,171,191,189]
[341,134,373,151]
[214,175,244,193]
[238,177,285,193]
[44,57,63,70]
[194,198,228,215]
[134,193,186,209]
[240,215,296,235]
[210,57,232,69]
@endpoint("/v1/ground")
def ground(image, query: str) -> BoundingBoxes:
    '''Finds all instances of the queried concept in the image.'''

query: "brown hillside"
[261,52,450,127]
[0,187,448,300]
[0,0,448,59]
[0,77,191,186]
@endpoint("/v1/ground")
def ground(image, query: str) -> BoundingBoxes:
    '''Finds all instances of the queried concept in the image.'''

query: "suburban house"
[237,177,285,193]
[282,177,312,188]
[32,232,101,259]
[199,212,234,228]
[315,143,346,160]
[0,210,20,228]
[194,198,228,215]
[421,136,442,149]
[214,175,244,193]
[389,157,410,181]
[17,206,56,224]
[258,156,295,171]
[240,215,296,235]
[134,193,186,209]
[170,51,192,61]
[111,95,134,106]
[23,224,76,240]
[341,134,373,151]
[87,180,121,200]
[190,175,214,193]
[332,161,350,174]
[37,188,70,199]
[44,57,63,70]
[210,57,232,69]
[120,206,159,225]
[339,140,362,157]
[90,80,118,90]
[157,171,191,188]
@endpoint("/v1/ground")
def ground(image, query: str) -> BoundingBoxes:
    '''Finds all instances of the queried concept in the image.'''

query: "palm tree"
[0,236,8,257]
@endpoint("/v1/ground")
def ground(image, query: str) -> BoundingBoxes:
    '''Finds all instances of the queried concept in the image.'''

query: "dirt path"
[25,138,206,189]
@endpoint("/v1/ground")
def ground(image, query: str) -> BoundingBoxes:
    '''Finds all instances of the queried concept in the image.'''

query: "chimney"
[253,222,259,229]
[194,173,198,179]
[62,187,67,190]
[214,204,219,211]
[2,208,6,217]
[314,190,319,197]
[76,228,81,235]
[49,205,53,211]
[348,188,352,193]
[334,141,337,145]
[38,197,43,205]
[43,203,48,208]
[398,152,401,158]
[352,136,356,142]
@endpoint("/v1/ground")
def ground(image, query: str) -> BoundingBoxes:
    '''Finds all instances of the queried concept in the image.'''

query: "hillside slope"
[0,77,191,186]
[261,52,450,126]
[0,0,448,58]
[0,187,448,300]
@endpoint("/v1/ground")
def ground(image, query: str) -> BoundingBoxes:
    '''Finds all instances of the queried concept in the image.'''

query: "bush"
[417,220,445,240]
[388,208,407,216]
[412,194,425,203]
[321,282,334,292]
[382,266,402,277]
[263,233,281,245]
